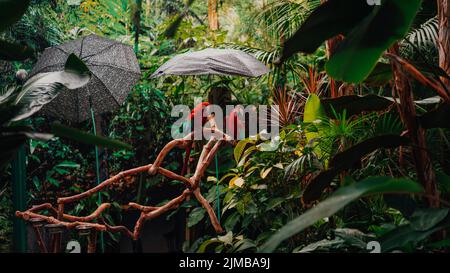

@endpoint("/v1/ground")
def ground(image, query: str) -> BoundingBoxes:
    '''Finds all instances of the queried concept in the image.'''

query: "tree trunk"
[438,0,450,86]
[208,0,219,31]
[389,45,440,208]
[145,0,150,17]
[132,0,142,53]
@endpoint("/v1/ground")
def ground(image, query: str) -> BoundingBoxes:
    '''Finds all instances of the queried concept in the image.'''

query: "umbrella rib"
[82,42,122,61]
[79,35,89,58]
[90,73,122,108]
[54,46,71,56]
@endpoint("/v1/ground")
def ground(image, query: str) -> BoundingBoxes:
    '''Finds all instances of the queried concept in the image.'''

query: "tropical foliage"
[0,0,449,254]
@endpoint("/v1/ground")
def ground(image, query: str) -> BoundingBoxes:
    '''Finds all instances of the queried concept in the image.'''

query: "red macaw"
[226,107,245,140]
[181,102,210,176]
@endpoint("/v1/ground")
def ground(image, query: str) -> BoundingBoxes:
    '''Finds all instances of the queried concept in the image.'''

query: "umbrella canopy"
[150,48,270,78]
[28,34,141,122]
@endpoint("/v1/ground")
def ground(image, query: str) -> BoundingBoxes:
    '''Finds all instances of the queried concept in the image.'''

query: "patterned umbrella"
[29,34,141,122]
[150,48,269,78]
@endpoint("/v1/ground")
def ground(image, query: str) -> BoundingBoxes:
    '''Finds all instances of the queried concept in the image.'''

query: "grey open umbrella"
[150,48,269,78]
[29,34,141,123]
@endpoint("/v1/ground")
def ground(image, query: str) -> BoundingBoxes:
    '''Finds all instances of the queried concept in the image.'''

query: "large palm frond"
[258,0,320,42]
[404,16,438,50]
[222,43,280,65]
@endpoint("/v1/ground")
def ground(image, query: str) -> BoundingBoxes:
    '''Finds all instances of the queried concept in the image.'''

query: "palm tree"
[208,0,219,30]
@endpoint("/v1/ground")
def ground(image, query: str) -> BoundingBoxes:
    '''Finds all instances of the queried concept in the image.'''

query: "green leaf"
[51,123,132,150]
[0,127,52,171]
[56,161,80,169]
[0,0,30,32]
[259,176,424,253]
[279,0,373,61]
[47,177,60,187]
[197,238,221,253]
[409,208,449,231]
[234,138,253,163]
[329,135,409,171]
[188,207,205,228]
[363,62,393,86]
[233,239,256,252]
[303,94,326,157]
[265,197,285,212]
[302,135,410,204]
[418,103,450,129]
[436,171,450,193]
[321,94,393,117]
[326,0,422,83]
[380,214,450,252]
[224,211,241,232]
[0,40,33,61]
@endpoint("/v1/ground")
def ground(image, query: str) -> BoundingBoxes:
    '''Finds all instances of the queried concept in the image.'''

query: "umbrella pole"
[214,154,220,224]
[90,106,105,253]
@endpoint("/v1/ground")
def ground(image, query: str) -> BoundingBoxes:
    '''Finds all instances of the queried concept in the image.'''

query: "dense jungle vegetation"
[0,0,450,253]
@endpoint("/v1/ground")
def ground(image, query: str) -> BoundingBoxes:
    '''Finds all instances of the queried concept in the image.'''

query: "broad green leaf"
[321,94,393,117]
[12,54,91,122]
[326,0,422,82]
[233,239,256,252]
[197,238,221,253]
[303,94,326,157]
[304,94,327,123]
[296,238,345,253]
[259,176,423,252]
[279,0,373,61]
[234,138,253,163]
[188,207,205,228]
[380,214,450,252]
[224,211,240,232]
[329,135,409,171]
[363,62,393,86]
[265,197,285,212]
[0,127,52,171]
[51,123,132,150]
[409,208,449,231]
[418,103,450,129]
[436,171,450,193]
[303,135,410,203]
[0,0,30,31]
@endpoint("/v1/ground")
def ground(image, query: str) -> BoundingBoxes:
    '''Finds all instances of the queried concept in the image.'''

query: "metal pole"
[214,154,220,223]
[11,145,27,253]
[90,106,105,253]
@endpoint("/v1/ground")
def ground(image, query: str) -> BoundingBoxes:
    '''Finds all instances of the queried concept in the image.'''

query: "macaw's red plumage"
[189,102,210,125]
[181,102,210,176]
[226,108,245,140]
